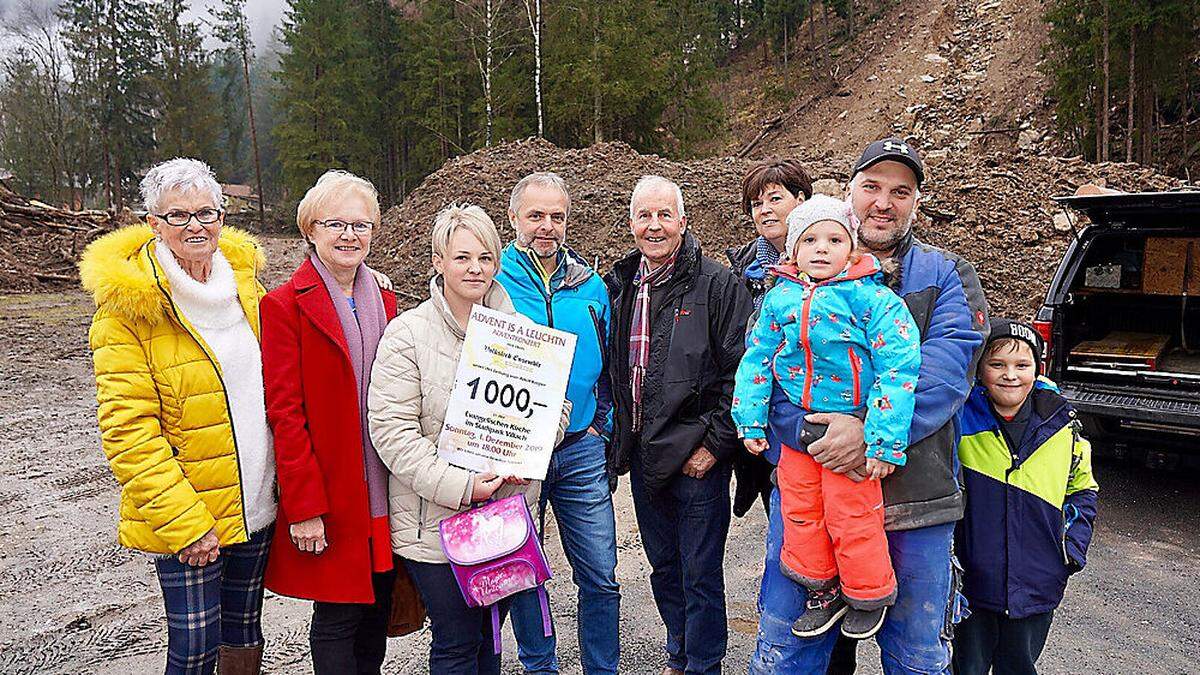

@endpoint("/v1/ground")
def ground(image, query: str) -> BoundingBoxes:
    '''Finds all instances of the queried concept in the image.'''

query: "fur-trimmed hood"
[79,224,265,326]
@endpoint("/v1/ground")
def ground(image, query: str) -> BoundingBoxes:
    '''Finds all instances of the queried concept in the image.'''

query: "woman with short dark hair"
[727,158,815,520]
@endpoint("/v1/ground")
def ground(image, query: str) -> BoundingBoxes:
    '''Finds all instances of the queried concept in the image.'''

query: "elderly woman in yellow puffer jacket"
[80,158,276,675]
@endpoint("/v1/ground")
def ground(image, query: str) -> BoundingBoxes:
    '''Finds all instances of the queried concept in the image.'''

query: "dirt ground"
[1,235,1197,674]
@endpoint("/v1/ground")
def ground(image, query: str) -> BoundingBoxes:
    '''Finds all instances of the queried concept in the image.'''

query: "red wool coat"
[261,259,398,604]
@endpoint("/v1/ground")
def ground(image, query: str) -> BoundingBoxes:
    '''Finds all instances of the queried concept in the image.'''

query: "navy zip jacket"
[605,233,753,493]
[957,380,1099,618]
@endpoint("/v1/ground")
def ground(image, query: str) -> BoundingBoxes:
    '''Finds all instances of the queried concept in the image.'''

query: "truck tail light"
[1033,319,1053,375]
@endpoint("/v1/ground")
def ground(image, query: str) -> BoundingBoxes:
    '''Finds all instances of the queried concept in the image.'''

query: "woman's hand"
[503,475,529,486]
[865,457,897,480]
[743,438,769,455]
[178,528,220,567]
[290,516,327,554]
[471,472,504,502]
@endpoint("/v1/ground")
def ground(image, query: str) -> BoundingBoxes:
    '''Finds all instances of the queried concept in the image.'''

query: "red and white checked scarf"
[629,255,677,432]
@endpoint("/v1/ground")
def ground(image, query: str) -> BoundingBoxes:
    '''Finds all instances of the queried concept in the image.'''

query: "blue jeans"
[154,525,273,675]
[749,488,962,674]
[404,559,510,675]
[630,456,732,675]
[510,432,620,674]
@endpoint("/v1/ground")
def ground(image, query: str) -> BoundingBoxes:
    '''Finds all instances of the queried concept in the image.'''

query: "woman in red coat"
[261,170,399,673]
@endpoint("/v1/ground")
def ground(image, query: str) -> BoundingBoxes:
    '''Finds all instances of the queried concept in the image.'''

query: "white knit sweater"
[156,244,277,534]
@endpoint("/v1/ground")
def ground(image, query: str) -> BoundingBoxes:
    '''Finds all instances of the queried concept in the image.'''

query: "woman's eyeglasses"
[154,208,224,227]
[315,219,374,234]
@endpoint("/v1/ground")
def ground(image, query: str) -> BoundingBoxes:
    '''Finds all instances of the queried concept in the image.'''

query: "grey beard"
[516,231,565,256]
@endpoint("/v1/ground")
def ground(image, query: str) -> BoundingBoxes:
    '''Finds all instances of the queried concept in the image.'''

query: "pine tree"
[151,0,221,163]
[274,0,376,200]
[59,0,159,209]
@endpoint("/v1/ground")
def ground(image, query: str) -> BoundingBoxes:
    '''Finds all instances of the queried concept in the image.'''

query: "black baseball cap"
[852,138,925,187]
[986,318,1045,371]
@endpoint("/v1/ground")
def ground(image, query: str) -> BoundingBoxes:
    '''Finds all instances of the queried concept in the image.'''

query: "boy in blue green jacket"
[732,194,921,640]
[954,319,1098,674]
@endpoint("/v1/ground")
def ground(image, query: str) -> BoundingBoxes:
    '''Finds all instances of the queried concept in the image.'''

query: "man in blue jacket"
[497,172,620,675]
[748,139,990,674]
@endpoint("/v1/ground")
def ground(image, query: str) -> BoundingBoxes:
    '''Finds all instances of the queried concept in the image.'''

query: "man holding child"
[748,139,991,674]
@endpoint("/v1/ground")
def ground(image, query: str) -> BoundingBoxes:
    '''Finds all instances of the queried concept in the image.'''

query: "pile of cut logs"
[0,180,121,287]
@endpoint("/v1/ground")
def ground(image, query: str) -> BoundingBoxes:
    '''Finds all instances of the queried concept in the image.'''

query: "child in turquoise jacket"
[732,194,921,639]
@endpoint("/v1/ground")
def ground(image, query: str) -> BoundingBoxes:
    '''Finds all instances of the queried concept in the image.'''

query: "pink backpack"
[438,493,553,654]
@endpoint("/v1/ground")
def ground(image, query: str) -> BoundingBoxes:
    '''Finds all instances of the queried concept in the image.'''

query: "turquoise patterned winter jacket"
[731,254,922,465]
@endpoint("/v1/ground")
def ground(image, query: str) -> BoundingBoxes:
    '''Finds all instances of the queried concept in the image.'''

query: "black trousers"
[952,607,1054,675]
[310,569,396,675]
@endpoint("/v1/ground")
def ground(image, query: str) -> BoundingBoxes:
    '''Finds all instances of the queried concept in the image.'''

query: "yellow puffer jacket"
[79,224,266,554]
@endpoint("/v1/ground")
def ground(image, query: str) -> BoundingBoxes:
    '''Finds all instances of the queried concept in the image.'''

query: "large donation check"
[437,304,577,480]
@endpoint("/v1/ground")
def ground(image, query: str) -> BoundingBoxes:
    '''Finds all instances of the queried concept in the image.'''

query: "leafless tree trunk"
[592,5,602,143]
[1126,27,1135,163]
[241,44,265,227]
[456,0,516,147]
[1101,0,1110,161]
[522,0,543,137]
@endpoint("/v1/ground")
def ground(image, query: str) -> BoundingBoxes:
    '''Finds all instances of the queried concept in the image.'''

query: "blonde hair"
[431,204,503,262]
[296,170,381,239]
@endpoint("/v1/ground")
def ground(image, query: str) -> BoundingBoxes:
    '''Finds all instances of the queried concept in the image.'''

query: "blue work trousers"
[749,488,964,674]
[509,432,621,674]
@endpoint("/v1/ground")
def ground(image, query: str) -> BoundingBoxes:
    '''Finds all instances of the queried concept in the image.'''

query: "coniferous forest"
[0,0,1197,214]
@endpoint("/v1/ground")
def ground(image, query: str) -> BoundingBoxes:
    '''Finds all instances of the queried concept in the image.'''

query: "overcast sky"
[0,0,288,53]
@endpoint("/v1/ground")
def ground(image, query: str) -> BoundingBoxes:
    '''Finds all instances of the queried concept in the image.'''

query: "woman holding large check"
[368,204,566,675]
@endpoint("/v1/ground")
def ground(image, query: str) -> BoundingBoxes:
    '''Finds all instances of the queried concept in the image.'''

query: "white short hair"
[509,172,571,216]
[140,158,223,213]
[629,175,686,219]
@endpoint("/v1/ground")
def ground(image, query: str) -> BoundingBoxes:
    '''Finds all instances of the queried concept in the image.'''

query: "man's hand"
[865,457,897,480]
[178,528,220,567]
[367,266,394,290]
[682,446,718,479]
[587,426,602,437]
[290,516,327,554]
[806,412,867,481]
[743,438,768,456]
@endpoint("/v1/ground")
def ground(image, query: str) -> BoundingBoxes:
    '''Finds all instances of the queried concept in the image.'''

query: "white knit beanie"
[785,193,859,258]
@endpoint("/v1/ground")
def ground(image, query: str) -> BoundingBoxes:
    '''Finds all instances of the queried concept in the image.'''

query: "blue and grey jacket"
[957,380,1099,618]
[496,243,612,437]
[877,230,989,530]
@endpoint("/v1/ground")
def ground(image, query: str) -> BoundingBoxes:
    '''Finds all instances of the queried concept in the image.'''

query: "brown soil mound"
[372,137,1188,319]
[0,180,124,292]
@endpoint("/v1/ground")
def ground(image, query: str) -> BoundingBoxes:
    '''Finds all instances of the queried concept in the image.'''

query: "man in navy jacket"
[749,139,990,674]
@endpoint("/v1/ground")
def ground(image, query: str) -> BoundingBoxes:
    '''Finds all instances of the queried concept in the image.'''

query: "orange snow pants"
[778,444,897,608]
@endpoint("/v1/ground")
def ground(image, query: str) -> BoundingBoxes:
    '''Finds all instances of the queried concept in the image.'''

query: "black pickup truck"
[1034,191,1200,453]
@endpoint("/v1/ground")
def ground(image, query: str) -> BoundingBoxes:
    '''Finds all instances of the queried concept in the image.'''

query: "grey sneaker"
[791,587,849,638]
[840,605,888,639]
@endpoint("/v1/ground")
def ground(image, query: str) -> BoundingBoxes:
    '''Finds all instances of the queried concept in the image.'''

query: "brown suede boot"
[218,644,263,675]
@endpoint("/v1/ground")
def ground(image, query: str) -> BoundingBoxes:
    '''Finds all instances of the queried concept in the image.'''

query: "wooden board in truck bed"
[1070,331,1170,369]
